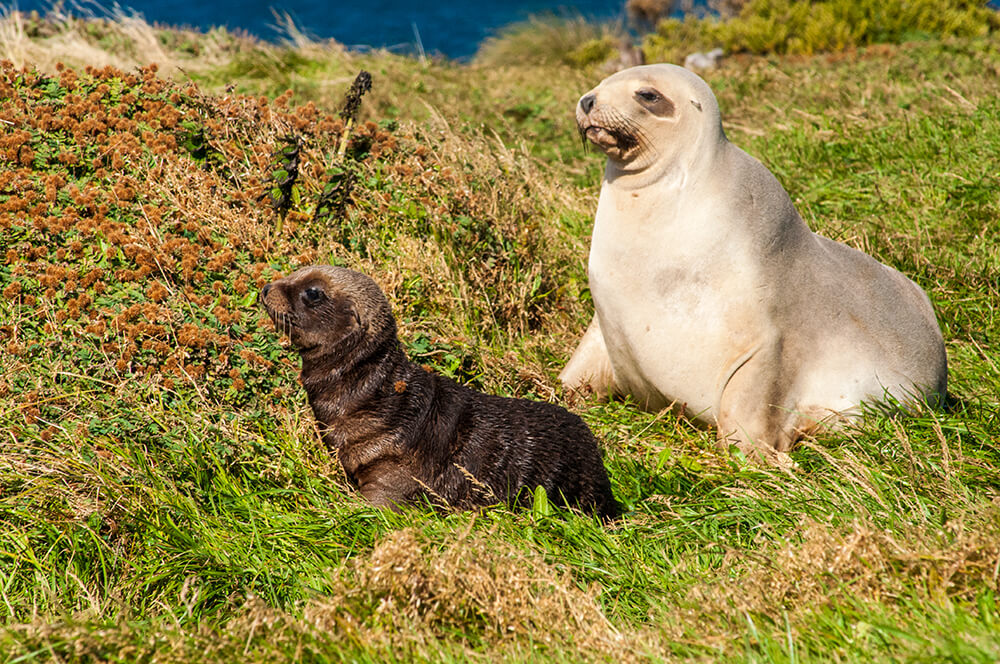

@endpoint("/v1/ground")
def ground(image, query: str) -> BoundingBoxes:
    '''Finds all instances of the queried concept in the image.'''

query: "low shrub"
[644,0,1000,61]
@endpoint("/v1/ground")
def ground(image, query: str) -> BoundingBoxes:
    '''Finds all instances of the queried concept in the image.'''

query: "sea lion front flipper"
[356,458,424,511]
[559,315,617,400]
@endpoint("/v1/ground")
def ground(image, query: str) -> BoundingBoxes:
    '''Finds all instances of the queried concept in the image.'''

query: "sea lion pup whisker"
[261,265,620,520]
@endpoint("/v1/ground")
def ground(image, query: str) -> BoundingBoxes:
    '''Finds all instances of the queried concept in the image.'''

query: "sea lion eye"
[302,286,325,306]
[634,88,675,117]
[635,88,661,102]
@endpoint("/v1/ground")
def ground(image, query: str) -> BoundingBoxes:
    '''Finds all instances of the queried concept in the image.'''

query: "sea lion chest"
[587,181,762,419]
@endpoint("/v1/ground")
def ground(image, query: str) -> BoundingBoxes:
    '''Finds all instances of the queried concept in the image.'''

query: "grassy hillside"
[2,8,1000,662]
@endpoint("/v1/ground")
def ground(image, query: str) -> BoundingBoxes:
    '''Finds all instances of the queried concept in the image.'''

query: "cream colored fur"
[560,64,948,457]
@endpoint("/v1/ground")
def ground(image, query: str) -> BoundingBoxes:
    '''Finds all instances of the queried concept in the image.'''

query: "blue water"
[8,0,627,59]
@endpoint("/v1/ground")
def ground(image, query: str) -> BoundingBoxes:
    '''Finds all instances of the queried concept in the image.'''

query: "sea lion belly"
[588,190,761,422]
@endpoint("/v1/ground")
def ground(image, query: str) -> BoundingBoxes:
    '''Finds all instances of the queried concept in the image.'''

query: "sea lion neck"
[300,324,402,394]
[603,130,726,193]
[300,331,408,428]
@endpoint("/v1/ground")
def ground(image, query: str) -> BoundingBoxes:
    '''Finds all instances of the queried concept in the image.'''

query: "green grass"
[1,13,1000,663]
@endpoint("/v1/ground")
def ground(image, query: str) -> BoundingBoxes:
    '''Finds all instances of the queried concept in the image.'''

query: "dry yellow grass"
[0,6,244,74]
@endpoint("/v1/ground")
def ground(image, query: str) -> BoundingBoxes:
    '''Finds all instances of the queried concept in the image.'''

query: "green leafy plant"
[644,0,1000,60]
[262,134,304,234]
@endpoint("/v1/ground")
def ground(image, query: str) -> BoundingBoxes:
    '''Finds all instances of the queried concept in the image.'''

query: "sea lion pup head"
[260,265,396,365]
[576,63,725,180]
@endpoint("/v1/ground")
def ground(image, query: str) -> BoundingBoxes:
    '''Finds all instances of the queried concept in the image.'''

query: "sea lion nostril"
[261,284,271,299]
[580,93,596,114]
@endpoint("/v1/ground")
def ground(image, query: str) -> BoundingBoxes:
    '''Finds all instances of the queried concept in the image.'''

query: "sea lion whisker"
[619,113,653,145]
[278,312,298,337]
[633,128,658,157]
[624,119,655,152]
[600,109,642,153]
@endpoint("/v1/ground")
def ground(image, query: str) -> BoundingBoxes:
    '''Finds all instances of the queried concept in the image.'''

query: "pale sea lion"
[560,63,948,457]
[262,265,619,519]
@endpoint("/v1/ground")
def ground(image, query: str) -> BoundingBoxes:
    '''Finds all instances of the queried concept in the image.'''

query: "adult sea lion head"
[576,63,725,179]
[260,265,396,364]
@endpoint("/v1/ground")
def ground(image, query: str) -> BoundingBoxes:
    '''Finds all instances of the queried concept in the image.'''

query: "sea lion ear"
[691,99,703,112]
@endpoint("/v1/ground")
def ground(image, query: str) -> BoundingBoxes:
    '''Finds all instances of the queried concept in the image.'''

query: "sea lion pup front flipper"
[566,63,948,456]
[261,264,620,520]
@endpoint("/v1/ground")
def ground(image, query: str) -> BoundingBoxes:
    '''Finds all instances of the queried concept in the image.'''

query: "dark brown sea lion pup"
[261,265,619,520]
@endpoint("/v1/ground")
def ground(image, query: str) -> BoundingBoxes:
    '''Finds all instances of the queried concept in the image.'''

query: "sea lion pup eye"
[261,264,620,521]
[301,285,325,306]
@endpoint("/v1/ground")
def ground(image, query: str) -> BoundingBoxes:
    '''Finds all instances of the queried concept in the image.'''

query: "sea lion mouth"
[579,123,640,158]
[266,311,318,354]
[584,125,618,149]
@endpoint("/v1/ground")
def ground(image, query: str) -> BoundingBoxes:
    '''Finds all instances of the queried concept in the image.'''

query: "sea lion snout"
[260,279,293,317]
[260,279,301,346]
[575,87,645,162]
[575,89,600,135]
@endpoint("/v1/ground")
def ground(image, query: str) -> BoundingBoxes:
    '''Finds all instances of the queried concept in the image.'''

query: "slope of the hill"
[1,20,1000,662]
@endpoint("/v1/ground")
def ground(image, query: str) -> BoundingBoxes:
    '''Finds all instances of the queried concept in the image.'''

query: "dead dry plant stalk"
[0,8,29,67]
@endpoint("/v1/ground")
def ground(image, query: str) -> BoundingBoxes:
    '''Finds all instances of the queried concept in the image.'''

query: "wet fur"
[262,265,619,520]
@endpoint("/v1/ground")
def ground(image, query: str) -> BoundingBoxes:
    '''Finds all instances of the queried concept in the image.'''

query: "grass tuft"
[475,14,628,68]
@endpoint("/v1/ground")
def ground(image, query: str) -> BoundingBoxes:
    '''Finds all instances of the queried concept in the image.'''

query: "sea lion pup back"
[261,265,619,520]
